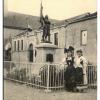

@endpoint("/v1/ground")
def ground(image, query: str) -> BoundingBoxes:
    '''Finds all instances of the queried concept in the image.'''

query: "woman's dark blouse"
[66,57,74,67]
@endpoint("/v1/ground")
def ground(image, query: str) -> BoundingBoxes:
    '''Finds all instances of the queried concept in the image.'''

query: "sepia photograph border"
[0,0,100,100]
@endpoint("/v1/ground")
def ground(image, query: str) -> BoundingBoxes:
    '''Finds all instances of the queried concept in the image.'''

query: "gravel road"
[4,80,97,100]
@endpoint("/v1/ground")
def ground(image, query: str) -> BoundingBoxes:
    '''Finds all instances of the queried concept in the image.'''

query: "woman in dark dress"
[64,48,76,91]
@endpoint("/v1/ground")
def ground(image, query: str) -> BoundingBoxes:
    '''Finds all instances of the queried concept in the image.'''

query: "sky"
[4,0,97,20]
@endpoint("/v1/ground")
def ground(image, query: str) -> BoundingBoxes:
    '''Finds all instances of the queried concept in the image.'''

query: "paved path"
[4,80,97,100]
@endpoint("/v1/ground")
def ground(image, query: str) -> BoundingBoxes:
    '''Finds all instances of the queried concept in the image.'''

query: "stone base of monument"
[35,42,58,92]
[41,40,52,44]
[41,36,51,43]
[35,42,58,63]
[36,42,58,48]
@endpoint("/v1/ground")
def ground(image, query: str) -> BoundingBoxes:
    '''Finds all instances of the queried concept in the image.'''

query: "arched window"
[29,44,33,62]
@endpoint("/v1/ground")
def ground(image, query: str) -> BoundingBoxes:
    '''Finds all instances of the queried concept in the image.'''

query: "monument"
[35,2,58,64]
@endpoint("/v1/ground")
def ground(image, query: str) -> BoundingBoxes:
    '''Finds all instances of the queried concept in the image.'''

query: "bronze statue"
[39,2,51,42]
[40,15,51,42]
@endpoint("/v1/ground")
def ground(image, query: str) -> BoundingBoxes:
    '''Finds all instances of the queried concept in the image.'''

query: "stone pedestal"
[35,43,58,63]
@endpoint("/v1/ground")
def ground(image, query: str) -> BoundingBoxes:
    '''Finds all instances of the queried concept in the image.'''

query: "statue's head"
[45,15,48,20]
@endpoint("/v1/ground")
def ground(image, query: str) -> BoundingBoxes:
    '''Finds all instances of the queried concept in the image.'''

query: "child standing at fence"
[75,49,88,85]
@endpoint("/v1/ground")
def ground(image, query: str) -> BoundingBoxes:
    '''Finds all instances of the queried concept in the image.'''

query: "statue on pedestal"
[39,2,51,42]
[42,15,51,42]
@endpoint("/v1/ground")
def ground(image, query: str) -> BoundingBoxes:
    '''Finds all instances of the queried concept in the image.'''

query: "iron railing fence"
[3,61,97,91]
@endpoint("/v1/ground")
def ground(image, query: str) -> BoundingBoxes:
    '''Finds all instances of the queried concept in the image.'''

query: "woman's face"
[77,52,82,57]
[67,51,72,57]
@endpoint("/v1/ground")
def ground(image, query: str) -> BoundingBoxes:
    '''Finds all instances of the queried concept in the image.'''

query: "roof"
[65,12,97,25]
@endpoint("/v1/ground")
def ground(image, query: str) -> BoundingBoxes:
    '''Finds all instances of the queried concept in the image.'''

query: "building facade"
[65,12,97,65]
[11,12,97,65]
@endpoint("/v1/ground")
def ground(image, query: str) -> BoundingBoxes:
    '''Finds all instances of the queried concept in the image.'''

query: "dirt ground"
[4,80,97,100]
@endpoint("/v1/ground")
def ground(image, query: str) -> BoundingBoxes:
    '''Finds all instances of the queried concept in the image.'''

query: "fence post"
[45,64,51,92]
[9,61,11,77]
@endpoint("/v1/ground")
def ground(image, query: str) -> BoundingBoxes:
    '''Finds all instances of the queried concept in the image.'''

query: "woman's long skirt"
[75,67,83,84]
[64,66,76,91]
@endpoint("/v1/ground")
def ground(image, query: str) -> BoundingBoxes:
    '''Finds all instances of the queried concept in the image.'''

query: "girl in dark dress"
[64,49,76,91]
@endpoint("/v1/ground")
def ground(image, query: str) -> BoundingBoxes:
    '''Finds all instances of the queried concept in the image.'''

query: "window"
[29,44,33,62]
[21,40,23,50]
[81,30,87,45]
[54,33,58,45]
[17,40,20,51]
[14,41,16,51]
